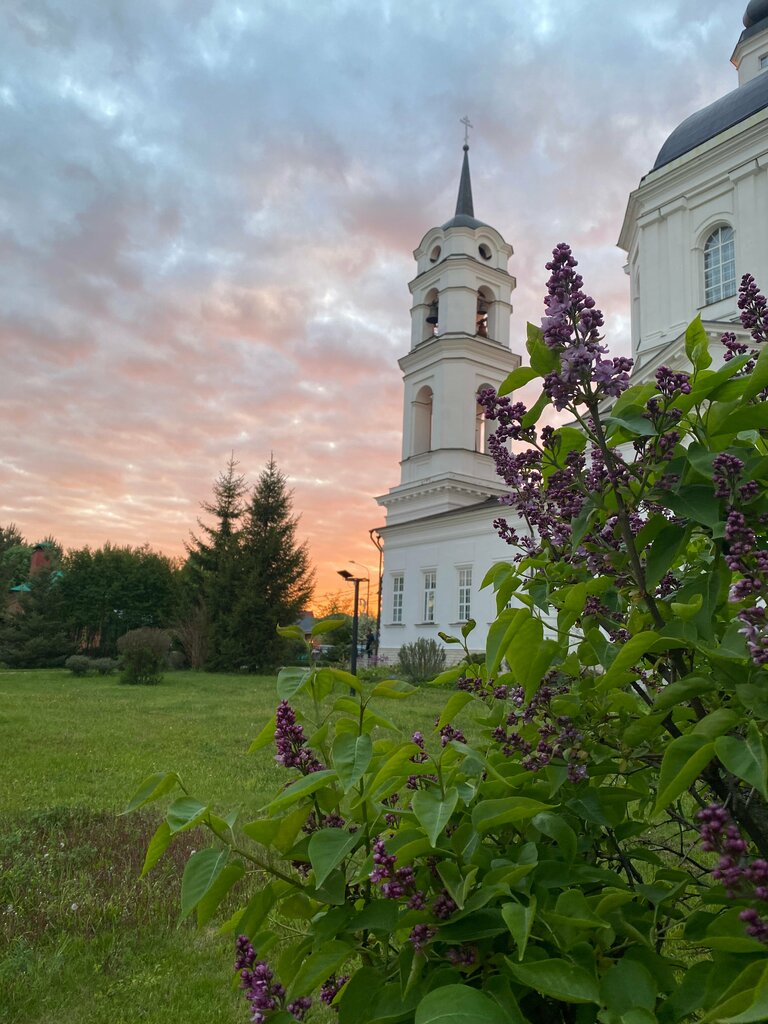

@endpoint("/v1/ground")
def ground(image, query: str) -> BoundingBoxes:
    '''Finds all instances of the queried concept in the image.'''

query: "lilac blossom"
[274,701,325,774]
[370,837,424,903]
[697,806,768,944]
[320,974,349,1006]
[409,923,437,950]
[235,936,301,1023]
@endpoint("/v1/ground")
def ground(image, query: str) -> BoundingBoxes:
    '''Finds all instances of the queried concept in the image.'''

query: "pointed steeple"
[455,144,474,218]
[442,143,487,230]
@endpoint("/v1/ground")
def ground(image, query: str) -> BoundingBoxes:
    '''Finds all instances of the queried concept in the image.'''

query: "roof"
[442,144,488,230]
[652,68,768,172]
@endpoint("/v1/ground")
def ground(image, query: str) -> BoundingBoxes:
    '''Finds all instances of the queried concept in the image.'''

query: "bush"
[129,256,768,1024]
[397,638,446,682]
[93,657,117,675]
[117,628,170,686]
[64,654,91,676]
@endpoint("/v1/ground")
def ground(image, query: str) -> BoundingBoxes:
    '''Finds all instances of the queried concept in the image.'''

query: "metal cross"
[460,115,473,146]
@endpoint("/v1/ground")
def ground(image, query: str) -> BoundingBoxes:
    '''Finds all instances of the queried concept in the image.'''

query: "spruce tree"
[0,567,74,667]
[185,455,248,670]
[233,455,315,672]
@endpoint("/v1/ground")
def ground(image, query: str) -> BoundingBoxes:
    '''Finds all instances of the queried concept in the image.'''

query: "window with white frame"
[423,570,436,623]
[392,574,404,623]
[704,226,736,305]
[458,567,472,620]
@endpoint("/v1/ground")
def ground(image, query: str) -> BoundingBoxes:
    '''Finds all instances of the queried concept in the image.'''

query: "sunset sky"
[1,0,743,601]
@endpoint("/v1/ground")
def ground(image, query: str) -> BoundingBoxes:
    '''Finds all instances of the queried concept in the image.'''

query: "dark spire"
[455,144,474,218]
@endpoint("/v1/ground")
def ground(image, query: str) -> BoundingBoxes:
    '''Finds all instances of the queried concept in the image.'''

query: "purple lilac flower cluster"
[456,675,509,700]
[274,701,325,774]
[538,243,632,409]
[439,722,466,747]
[370,837,424,906]
[409,923,437,950]
[445,944,478,966]
[235,936,313,1022]
[493,682,588,782]
[320,974,349,1006]
[697,806,768,943]
[720,504,768,665]
[713,454,746,500]
[737,272,768,345]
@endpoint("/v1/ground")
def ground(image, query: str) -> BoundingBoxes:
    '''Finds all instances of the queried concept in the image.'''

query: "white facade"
[375,146,521,662]
[374,4,768,664]
[618,4,768,379]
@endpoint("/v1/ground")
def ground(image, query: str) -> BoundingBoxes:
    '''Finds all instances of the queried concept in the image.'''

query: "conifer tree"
[0,567,74,667]
[233,455,315,672]
[185,455,248,669]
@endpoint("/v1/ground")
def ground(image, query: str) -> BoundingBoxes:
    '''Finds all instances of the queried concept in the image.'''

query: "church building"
[374,1,768,662]
[374,142,521,661]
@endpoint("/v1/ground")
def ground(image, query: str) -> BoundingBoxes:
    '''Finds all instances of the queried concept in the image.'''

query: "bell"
[426,301,439,325]
[477,300,489,316]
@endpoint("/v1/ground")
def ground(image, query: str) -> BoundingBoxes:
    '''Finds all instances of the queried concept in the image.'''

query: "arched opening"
[476,287,493,339]
[703,225,736,305]
[423,288,439,342]
[475,384,492,452]
[412,385,433,455]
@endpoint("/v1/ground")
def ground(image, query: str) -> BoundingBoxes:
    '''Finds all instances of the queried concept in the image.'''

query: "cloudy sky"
[0,0,744,599]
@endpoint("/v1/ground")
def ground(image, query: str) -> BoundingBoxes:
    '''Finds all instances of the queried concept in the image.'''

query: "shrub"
[64,654,91,676]
[129,256,768,1023]
[397,637,446,682]
[93,657,117,675]
[117,628,170,686]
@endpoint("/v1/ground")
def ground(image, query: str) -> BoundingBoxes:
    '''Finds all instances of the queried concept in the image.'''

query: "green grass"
[0,668,446,1024]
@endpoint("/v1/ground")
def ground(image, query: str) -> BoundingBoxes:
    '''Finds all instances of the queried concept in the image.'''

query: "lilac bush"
[129,251,768,1024]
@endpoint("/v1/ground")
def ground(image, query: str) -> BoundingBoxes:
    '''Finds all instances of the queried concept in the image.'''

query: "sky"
[0,0,745,601]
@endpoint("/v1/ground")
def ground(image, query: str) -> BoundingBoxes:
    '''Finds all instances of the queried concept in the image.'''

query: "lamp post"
[337,569,364,675]
[349,560,371,625]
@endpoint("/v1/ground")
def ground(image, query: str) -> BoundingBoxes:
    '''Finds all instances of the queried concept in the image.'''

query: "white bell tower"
[377,140,520,527]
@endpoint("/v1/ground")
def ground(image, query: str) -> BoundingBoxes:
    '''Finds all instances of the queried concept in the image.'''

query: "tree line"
[0,455,314,673]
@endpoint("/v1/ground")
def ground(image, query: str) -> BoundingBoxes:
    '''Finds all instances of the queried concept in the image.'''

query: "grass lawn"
[0,668,446,1024]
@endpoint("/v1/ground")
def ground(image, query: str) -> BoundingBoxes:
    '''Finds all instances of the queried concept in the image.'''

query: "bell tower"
[377,138,521,527]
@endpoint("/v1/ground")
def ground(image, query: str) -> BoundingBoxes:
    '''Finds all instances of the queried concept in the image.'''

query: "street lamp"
[349,560,371,629]
[337,569,365,675]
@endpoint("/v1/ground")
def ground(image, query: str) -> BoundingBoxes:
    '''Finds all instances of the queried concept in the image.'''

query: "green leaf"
[660,486,722,529]
[328,667,364,693]
[332,733,373,792]
[527,322,560,374]
[549,890,609,930]
[437,691,475,729]
[472,797,553,834]
[497,365,540,397]
[654,675,716,711]
[532,811,576,861]
[180,848,228,922]
[486,608,528,677]
[267,769,337,813]
[702,961,768,1023]
[338,967,385,1024]
[598,631,659,691]
[654,735,715,813]
[502,898,536,960]
[276,666,310,700]
[685,315,712,370]
[370,679,417,699]
[308,828,359,888]
[412,786,459,847]
[248,715,277,753]
[600,959,656,1014]
[506,958,600,1004]
[287,940,351,999]
[196,861,245,927]
[711,402,768,436]
[125,771,182,813]
[312,616,347,636]
[521,390,550,429]
[670,592,703,619]
[167,797,209,835]
[277,625,306,642]
[415,984,511,1024]
[428,665,466,687]
[141,819,172,877]
[716,723,768,800]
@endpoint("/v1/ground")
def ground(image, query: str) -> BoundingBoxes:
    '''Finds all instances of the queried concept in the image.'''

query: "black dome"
[652,71,768,171]
[744,0,768,28]
[441,213,489,230]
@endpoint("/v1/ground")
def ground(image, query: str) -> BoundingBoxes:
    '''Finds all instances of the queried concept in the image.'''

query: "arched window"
[475,384,492,452]
[423,288,439,342]
[704,226,736,305]
[412,385,433,455]
[476,287,494,339]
